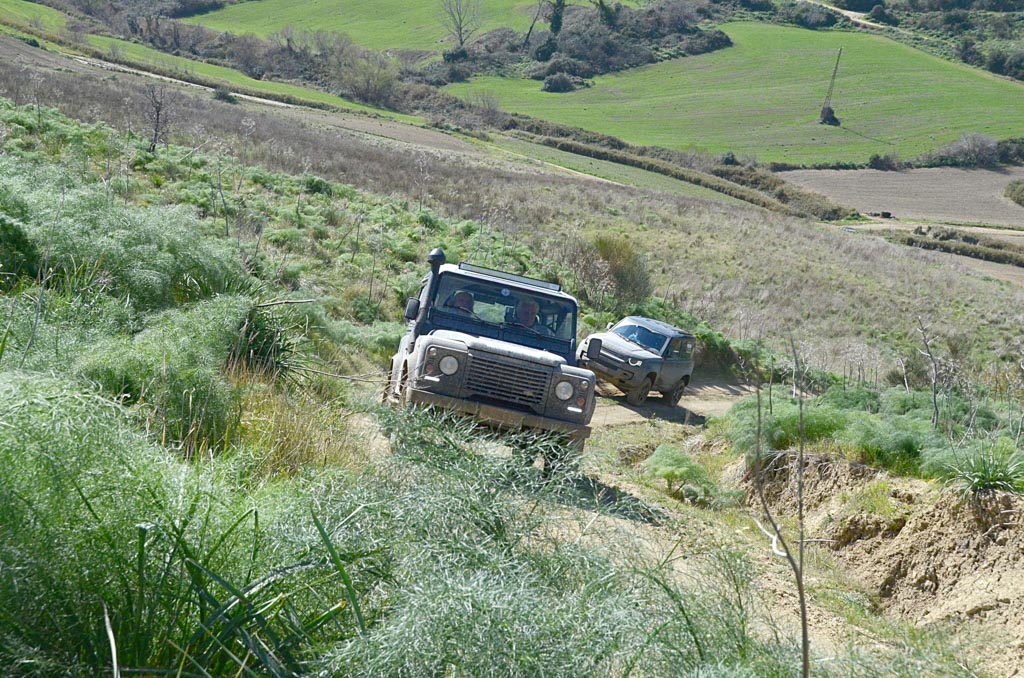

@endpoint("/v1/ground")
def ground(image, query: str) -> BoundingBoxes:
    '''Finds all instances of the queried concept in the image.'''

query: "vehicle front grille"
[595,349,625,367]
[465,354,549,409]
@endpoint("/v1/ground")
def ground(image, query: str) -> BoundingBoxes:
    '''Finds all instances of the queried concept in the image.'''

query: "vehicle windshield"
[432,272,576,341]
[611,322,669,354]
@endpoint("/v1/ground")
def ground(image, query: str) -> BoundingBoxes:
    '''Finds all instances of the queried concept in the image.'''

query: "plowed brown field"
[780,166,1024,227]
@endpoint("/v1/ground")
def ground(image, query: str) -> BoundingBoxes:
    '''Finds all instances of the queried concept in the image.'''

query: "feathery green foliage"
[0,373,381,674]
[726,384,1019,481]
[644,443,723,505]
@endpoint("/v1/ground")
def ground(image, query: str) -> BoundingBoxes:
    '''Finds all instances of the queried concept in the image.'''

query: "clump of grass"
[727,391,847,464]
[943,438,1024,500]
[839,412,939,476]
[238,377,364,477]
[1,158,248,312]
[0,213,39,290]
[1006,180,1024,208]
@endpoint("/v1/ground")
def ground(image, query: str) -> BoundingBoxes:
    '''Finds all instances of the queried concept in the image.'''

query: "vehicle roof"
[618,315,694,338]
[439,263,578,303]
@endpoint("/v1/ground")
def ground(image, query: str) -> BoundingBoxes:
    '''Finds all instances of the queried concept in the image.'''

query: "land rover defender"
[386,249,602,448]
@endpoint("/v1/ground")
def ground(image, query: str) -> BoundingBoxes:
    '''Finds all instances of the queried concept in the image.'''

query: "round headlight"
[554,380,574,401]
[627,357,643,367]
[439,355,460,375]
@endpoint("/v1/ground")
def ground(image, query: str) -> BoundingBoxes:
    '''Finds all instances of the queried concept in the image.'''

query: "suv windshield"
[611,322,669,354]
[433,272,576,341]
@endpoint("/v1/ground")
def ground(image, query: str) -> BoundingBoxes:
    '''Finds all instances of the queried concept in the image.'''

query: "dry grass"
[236,373,371,476]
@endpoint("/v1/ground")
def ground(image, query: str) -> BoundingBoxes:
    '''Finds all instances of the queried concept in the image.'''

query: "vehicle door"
[656,337,689,390]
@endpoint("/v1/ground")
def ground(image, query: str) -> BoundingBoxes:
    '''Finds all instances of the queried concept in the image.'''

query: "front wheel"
[626,377,653,407]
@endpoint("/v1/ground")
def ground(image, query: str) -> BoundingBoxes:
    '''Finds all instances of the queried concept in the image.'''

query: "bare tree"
[522,0,547,48]
[142,83,175,154]
[917,317,941,429]
[439,0,482,49]
[748,337,811,678]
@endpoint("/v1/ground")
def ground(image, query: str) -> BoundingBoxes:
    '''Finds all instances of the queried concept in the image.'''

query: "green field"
[0,0,419,119]
[85,35,395,115]
[184,0,538,52]
[449,22,1024,165]
[0,0,65,31]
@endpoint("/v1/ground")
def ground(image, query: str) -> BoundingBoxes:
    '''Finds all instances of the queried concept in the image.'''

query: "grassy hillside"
[2,94,1021,676]
[0,0,65,31]
[3,32,1022,376]
[449,22,1024,165]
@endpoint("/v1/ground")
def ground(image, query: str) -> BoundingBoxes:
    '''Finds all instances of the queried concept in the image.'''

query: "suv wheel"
[626,377,653,406]
[660,381,685,407]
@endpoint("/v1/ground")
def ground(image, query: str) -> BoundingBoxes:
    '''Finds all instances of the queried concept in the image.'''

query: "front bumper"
[406,388,591,441]
[577,355,644,390]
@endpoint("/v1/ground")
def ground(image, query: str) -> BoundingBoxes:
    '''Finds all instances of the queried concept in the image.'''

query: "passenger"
[450,290,475,315]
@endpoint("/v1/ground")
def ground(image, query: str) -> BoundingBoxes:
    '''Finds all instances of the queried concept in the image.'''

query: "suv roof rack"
[458,262,561,292]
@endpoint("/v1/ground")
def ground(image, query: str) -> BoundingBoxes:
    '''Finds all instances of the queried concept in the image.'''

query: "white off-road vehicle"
[386,249,602,450]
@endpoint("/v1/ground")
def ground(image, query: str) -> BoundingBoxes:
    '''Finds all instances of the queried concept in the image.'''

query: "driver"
[513,299,553,336]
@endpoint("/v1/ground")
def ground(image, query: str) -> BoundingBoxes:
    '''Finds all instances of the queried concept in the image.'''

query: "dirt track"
[589,374,754,429]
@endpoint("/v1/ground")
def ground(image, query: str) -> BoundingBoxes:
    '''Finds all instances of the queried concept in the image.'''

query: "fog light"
[439,355,459,375]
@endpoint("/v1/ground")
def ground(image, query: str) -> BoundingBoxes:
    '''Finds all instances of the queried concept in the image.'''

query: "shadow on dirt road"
[553,473,666,525]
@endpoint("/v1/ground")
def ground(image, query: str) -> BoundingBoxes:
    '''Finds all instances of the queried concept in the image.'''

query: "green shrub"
[303,173,333,196]
[643,443,734,506]
[75,297,257,453]
[593,235,652,309]
[212,86,238,104]
[839,412,938,475]
[0,213,39,289]
[820,385,882,413]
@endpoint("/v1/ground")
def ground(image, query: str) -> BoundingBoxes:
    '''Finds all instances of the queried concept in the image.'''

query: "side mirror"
[404,298,421,321]
[586,337,602,360]
[606,322,614,330]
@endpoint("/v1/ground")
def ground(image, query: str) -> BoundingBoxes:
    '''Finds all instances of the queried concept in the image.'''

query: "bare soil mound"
[836,491,1024,675]
[747,454,1024,675]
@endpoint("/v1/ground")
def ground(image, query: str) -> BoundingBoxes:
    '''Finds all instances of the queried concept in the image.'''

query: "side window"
[667,338,683,358]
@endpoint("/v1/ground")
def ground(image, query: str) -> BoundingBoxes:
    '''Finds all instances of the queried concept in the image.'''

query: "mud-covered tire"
[660,380,686,407]
[381,368,394,403]
[626,377,653,407]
